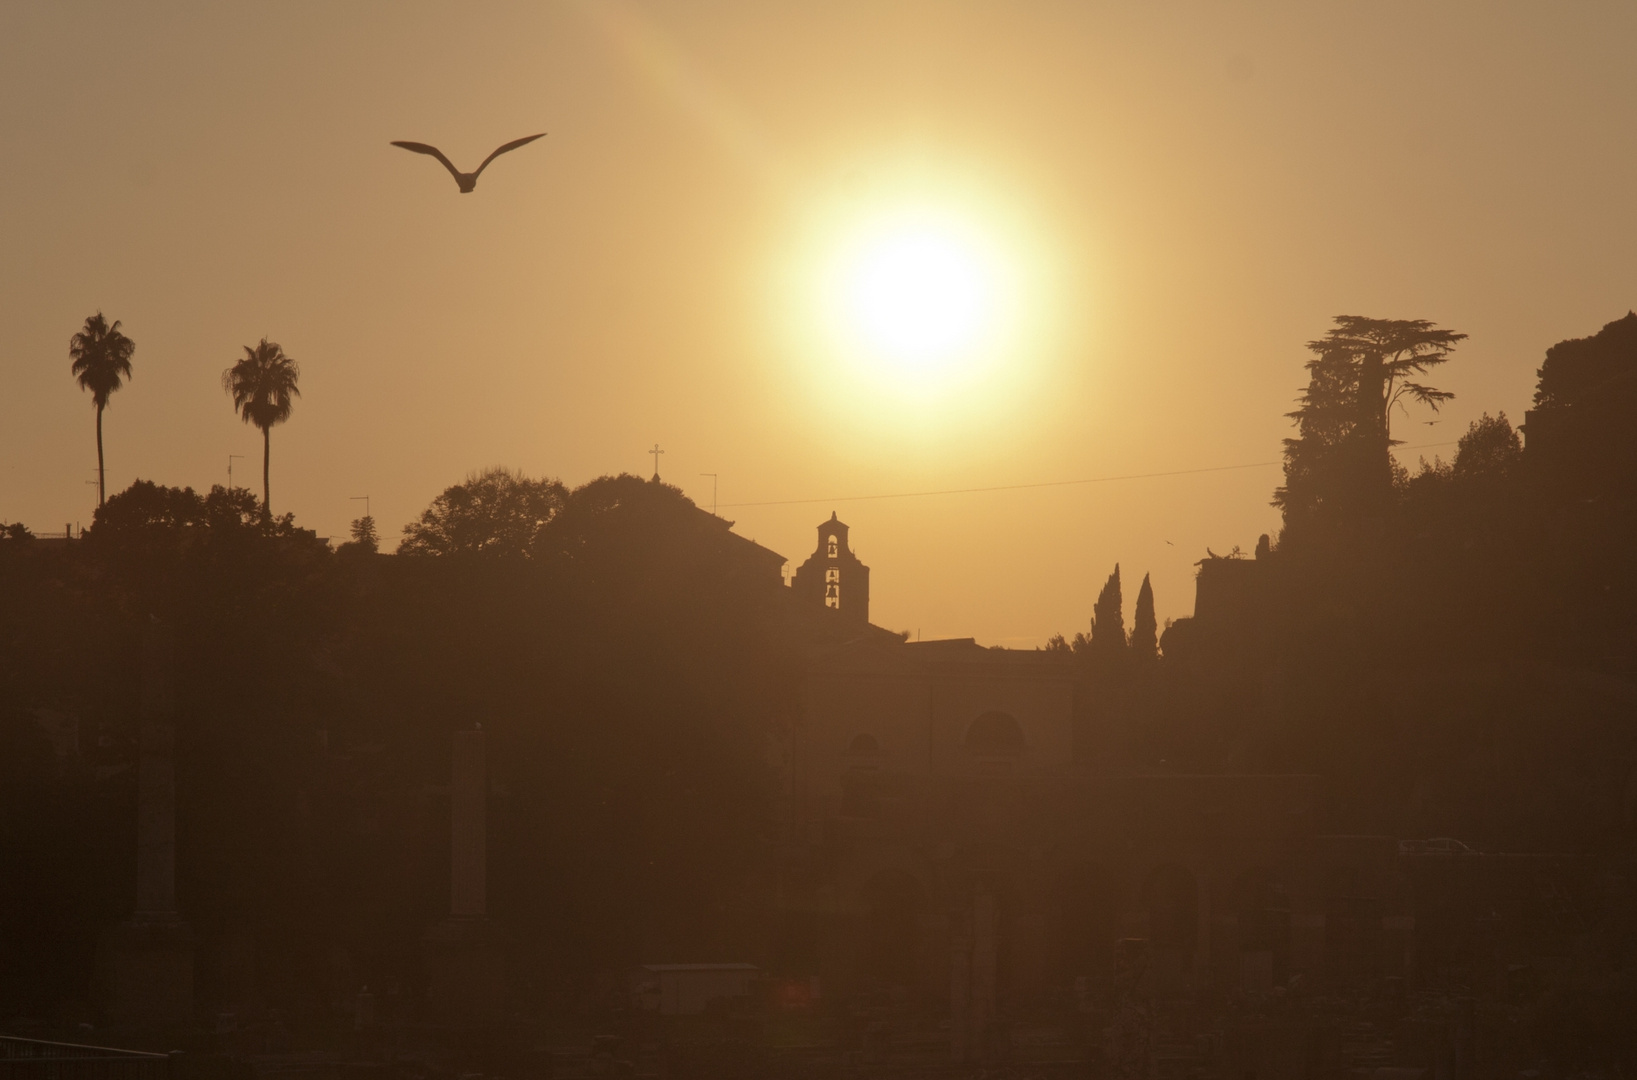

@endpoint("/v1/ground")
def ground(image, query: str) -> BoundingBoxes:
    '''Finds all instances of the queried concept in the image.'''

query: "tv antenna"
[350,495,370,519]
[228,454,245,489]
[700,473,718,516]
[649,444,664,480]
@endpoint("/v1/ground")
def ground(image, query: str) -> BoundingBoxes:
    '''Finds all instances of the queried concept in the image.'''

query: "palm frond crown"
[69,312,135,408]
[222,339,301,432]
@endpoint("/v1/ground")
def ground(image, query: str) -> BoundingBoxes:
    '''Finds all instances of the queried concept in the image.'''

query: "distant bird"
[1165,540,1174,546]
[390,133,545,193]
[1423,419,1440,426]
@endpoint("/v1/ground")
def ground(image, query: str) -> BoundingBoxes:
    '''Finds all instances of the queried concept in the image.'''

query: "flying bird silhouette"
[390,133,546,193]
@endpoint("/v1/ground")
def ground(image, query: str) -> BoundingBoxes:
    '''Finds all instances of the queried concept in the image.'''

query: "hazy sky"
[4,2,1635,645]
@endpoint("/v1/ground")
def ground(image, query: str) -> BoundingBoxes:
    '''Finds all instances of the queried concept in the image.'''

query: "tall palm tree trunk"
[95,404,106,506]
[262,426,272,520]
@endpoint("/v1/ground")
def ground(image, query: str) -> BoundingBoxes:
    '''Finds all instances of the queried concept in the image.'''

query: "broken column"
[424,726,506,1022]
[98,616,194,1028]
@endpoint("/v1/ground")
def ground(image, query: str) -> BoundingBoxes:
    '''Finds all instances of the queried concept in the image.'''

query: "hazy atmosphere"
[11,3,1637,1077]
[8,2,1635,642]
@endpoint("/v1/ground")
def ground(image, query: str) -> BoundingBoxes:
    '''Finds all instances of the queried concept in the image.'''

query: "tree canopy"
[398,467,567,557]
[1091,564,1125,654]
[1275,315,1465,541]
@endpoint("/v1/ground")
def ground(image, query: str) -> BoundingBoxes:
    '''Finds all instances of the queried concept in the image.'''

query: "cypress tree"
[1131,573,1157,659]
[1090,564,1125,653]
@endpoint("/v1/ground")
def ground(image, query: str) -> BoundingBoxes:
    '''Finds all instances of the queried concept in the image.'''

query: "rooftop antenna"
[228,454,245,490]
[350,495,371,519]
[649,444,664,481]
[700,473,718,515]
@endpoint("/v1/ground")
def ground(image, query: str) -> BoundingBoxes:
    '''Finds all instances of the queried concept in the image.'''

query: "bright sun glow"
[839,222,998,369]
[805,202,1025,396]
[778,170,1060,431]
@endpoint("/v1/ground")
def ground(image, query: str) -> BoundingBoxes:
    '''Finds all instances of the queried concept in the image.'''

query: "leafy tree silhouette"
[1276,316,1464,540]
[399,467,567,557]
[68,313,136,506]
[1131,572,1157,659]
[1452,412,1522,486]
[1091,564,1125,655]
[347,515,380,553]
[1528,311,1637,503]
[222,339,300,521]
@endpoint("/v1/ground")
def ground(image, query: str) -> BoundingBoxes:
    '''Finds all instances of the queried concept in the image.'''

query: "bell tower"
[792,512,870,623]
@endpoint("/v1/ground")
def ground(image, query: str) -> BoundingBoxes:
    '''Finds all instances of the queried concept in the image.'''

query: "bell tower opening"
[792,511,871,624]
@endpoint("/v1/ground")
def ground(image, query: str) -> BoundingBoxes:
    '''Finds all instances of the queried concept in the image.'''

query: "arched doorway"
[863,870,924,989]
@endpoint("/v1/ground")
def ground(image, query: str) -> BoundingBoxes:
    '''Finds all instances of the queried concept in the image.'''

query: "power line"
[717,441,1460,510]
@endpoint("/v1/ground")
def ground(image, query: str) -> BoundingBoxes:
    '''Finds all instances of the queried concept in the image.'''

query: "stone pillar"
[450,729,486,917]
[971,889,997,1050]
[949,916,971,1062]
[1194,869,1212,991]
[99,617,194,1029]
[1109,939,1154,1080]
[136,709,177,914]
[424,726,505,1023]
[950,886,1001,1062]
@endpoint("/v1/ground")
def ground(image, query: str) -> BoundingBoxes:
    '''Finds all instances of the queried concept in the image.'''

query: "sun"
[838,220,998,369]
[816,206,1016,386]
[776,170,1058,428]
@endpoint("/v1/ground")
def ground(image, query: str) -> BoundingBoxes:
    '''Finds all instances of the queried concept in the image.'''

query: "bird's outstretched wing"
[472,133,546,179]
[391,141,464,182]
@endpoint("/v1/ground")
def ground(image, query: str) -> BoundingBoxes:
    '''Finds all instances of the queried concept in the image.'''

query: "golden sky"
[3,2,1635,645]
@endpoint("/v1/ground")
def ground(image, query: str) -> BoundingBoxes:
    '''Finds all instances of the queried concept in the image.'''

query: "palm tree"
[69,312,136,506]
[222,338,300,519]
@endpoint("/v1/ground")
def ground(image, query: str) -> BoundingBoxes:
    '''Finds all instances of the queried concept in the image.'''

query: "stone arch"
[845,732,881,756]
[965,711,1025,756]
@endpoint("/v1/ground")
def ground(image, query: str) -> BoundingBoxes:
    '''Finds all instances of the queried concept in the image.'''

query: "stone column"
[137,622,177,916]
[971,889,998,1050]
[450,728,486,917]
[949,916,971,1062]
[99,616,194,1029]
[424,726,505,1022]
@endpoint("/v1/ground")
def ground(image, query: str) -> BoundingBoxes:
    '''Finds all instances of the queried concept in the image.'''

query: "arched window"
[826,534,839,558]
[846,733,881,756]
[965,711,1024,756]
